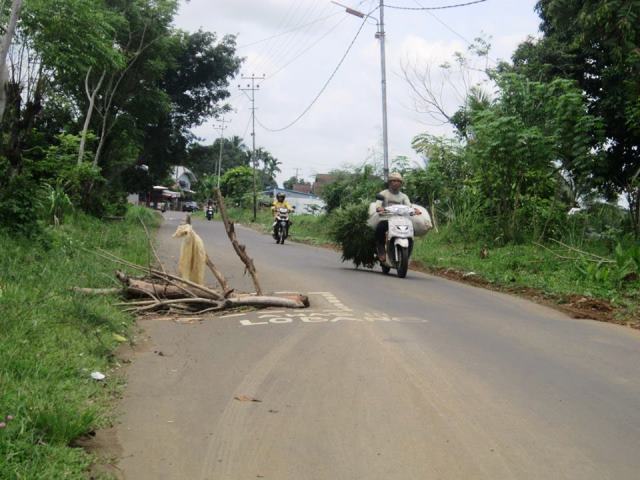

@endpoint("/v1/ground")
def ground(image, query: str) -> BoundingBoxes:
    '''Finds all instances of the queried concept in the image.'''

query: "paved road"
[112,213,640,479]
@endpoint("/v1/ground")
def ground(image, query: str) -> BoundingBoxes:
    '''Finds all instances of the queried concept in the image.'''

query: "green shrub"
[330,202,377,268]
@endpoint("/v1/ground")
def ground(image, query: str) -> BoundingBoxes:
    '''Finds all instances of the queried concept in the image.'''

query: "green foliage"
[0,166,43,237]
[575,242,640,290]
[320,165,384,212]
[464,73,599,242]
[512,0,640,234]
[329,203,377,268]
[410,133,470,211]
[22,0,125,78]
[40,179,73,225]
[220,166,254,204]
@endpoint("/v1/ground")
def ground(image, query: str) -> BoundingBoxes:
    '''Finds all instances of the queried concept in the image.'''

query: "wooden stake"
[214,188,263,295]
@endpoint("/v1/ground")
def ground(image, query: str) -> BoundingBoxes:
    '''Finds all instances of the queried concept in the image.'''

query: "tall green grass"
[0,206,159,479]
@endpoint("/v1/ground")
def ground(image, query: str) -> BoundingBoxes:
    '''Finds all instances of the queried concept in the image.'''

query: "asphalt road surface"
[110,213,640,479]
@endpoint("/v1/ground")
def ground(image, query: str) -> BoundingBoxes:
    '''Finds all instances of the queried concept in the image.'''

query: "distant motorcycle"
[273,207,290,244]
[206,205,214,221]
[376,202,415,278]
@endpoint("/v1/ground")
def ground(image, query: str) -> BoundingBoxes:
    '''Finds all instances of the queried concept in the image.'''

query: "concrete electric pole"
[239,74,265,221]
[214,117,230,189]
[333,0,389,182]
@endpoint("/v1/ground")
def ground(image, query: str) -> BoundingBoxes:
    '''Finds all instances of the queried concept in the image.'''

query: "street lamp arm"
[331,1,379,23]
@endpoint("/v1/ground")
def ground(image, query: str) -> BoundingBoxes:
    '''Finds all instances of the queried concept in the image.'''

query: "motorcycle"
[376,202,415,278]
[206,205,214,221]
[273,207,290,244]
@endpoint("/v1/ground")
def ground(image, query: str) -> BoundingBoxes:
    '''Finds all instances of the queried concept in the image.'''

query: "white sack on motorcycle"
[366,202,432,237]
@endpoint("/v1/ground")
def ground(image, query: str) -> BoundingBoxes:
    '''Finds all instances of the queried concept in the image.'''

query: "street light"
[332,0,389,182]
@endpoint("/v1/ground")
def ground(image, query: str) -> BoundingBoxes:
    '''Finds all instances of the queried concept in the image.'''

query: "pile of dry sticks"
[77,189,309,317]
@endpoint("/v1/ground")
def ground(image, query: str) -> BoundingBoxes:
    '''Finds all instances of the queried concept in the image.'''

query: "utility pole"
[214,117,230,189]
[377,0,389,183]
[239,74,265,221]
[332,1,389,182]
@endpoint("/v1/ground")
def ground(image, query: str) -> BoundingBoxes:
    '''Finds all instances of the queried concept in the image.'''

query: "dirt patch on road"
[411,261,639,330]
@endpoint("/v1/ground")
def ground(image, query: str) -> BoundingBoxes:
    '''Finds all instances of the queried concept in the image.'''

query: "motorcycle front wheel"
[277,225,285,244]
[396,246,409,278]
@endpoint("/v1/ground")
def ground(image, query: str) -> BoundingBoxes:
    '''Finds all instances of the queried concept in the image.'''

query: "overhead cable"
[386,0,487,10]
[256,7,374,133]
[266,15,349,79]
[237,12,340,49]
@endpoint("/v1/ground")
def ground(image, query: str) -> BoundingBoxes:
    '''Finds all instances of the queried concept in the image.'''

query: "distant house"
[292,183,312,194]
[312,173,336,196]
[172,166,197,194]
[266,188,325,215]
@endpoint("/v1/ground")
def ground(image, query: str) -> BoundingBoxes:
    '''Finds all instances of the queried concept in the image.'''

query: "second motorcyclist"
[271,192,293,239]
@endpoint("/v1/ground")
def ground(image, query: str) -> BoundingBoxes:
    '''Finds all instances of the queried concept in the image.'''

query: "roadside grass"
[0,206,159,479]
[221,208,639,324]
[413,229,639,318]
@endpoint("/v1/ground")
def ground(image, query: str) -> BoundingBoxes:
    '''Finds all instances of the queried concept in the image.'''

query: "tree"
[220,166,253,204]
[319,165,383,212]
[255,147,281,184]
[140,30,241,184]
[185,135,250,180]
[466,73,600,242]
[409,134,469,229]
[402,37,492,138]
[284,176,306,190]
[0,0,24,120]
[511,0,640,236]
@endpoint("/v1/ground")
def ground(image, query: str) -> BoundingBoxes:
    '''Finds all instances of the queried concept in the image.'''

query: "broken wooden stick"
[206,255,233,297]
[214,188,263,295]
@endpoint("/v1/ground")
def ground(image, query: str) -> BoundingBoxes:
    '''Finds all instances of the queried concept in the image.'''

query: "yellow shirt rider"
[271,192,292,217]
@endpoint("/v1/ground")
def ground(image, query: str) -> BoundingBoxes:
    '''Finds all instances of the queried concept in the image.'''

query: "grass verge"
[0,206,160,479]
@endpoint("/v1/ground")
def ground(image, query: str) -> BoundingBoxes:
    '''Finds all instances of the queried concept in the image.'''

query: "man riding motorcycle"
[271,192,293,239]
[374,172,421,263]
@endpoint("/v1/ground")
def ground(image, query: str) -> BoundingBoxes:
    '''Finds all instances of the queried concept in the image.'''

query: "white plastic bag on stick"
[172,224,206,285]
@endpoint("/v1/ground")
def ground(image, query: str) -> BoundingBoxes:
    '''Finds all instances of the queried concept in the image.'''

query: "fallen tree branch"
[206,255,233,297]
[532,242,577,262]
[214,188,263,295]
[138,214,166,275]
[549,238,615,264]
[228,294,309,309]
[72,287,121,295]
[93,248,223,300]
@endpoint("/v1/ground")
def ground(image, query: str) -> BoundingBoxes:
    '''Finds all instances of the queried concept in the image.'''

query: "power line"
[241,113,252,139]
[251,1,327,77]
[260,0,332,75]
[411,0,498,64]
[256,8,374,133]
[245,0,370,82]
[266,15,349,79]
[386,0,487,10]
[237,12,341,49]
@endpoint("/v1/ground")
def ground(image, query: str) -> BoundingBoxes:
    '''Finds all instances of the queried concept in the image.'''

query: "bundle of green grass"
[330,202,377,268]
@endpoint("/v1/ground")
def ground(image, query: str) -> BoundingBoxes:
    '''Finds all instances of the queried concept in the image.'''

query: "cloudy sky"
[175,0,541,185]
